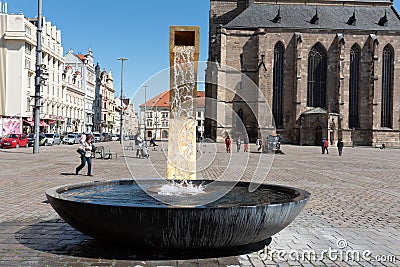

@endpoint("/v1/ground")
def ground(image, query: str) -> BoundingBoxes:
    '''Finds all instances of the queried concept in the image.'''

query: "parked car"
[101,132,111,142]
[93,133,101,142]
[0,133,29,148]
[27,133,47,147]
[44,133,61,146]
[111,134,119,141]
[63,134,79,145]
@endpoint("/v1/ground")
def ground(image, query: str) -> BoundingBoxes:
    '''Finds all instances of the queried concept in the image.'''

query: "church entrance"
[315,125,322,146]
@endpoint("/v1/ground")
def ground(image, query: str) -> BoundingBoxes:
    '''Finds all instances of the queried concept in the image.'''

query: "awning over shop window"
[40,121,49,127]
[23,120,34,126]
[23,120,49,127]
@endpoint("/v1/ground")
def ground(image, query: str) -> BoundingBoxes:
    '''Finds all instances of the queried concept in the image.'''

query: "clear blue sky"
[10,0,210,107]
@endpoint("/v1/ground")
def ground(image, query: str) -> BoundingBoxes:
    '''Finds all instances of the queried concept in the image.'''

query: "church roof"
[226,4,400,31]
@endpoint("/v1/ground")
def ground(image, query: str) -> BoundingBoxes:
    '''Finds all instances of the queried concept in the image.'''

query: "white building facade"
[62,66,85,132]
[0,13,64,135]
[64,49,96,133]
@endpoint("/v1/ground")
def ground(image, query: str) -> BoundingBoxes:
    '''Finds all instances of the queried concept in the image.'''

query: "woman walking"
[225,135,231,153]
[76,134,93,176]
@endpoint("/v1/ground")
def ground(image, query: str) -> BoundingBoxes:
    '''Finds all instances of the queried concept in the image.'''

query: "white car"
[63,134,79,145]
[44,133,61,146]
[93,133,101,142]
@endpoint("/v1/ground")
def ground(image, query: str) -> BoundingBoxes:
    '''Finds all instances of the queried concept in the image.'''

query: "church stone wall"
[207,0,400,146]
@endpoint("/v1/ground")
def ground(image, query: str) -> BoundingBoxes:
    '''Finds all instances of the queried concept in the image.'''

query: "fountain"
[46,26,310,251]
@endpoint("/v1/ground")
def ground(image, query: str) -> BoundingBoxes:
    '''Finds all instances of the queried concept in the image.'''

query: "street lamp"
[117,57,128,144]
[33,0,43,154]
[143,85,148,141]
[154,106,159,140]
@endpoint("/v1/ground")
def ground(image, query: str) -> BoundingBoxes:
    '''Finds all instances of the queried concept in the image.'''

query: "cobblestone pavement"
[0,141,399,266]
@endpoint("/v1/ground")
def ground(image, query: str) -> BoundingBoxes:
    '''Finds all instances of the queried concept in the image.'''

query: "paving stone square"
[0,142,399,266]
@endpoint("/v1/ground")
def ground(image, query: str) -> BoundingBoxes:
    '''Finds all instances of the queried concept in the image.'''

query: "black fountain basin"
[46,179,310,250]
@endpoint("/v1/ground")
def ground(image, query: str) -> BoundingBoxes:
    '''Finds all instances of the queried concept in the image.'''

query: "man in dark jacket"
[337,139,344,156]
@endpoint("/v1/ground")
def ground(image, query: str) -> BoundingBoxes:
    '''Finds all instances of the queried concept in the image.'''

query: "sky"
[9,0,210,108]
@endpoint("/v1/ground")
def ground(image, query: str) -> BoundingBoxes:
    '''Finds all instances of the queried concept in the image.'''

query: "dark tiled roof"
[226,4,400,31]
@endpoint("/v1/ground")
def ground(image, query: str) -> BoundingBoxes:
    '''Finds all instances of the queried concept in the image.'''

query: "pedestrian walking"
[261,137,267,153]
[135,134,143,158]
[257,138,262,151]
[76,134,93,176]
[337,139,344,156]
[225,135,231,153]
[243,136,249,152]
[321,138,326,154]
[325,139,329,154]
[80,132,86,145]
[236,136,241,152]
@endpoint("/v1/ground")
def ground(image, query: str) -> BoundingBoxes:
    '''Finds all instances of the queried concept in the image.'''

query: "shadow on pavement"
[15,219,270,260]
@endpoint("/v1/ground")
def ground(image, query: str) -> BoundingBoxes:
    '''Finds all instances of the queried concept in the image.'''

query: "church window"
[307,43,327,108]
[349,44,361,129]
[381,45,394,128]
[273,42,284,128]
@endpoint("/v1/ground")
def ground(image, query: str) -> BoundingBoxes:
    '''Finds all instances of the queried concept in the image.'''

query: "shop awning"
[40,121,49,127]
[23,120,49,127]
[23,120,34,126]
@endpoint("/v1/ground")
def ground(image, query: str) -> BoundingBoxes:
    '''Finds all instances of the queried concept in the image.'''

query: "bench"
[102,146,117,159]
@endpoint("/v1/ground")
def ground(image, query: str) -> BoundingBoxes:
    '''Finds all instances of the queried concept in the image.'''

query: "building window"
[381,45,394,128]
[307,43,327,108]
[349,44,361,129]
[273,42,284,128]
[26,97,31,112]
[146,120,153,127]
[25,25,31,35]
[146,112,153,118]
[162,130,168,139]
[25,43,31,55]
[25,58,31,69]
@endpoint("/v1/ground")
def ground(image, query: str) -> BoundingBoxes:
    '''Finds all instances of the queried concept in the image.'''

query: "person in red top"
[324,139,329,154]
[225,135,231,153]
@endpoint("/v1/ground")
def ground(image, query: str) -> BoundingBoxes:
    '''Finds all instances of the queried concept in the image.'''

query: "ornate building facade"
[205,0,400,147]
[0,13,64,134]
[64,49,96,133]
[62,66,85,132]
[94,65,116,133]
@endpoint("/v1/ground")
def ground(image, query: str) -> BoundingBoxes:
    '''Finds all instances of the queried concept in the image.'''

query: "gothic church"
[205,0,400,147]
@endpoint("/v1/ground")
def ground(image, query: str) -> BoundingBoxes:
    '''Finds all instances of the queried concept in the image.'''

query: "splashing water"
[158,180,206,196]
